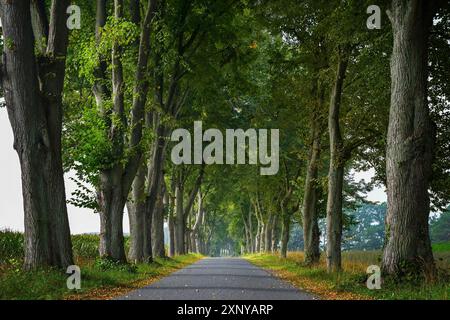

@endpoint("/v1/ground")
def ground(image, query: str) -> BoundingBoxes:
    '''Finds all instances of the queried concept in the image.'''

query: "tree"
[430,211,450,243]
[0,0,73,269]
[343,203,386,251]
[382,0,447,281]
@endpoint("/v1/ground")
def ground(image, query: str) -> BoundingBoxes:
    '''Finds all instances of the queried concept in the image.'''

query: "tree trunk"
[260,222,266,253]
[127,162,147,263]
[255,218,261,253]
[152,177,166,258]
[95,0,157,262]
[168,184,176,257]
[303,115,322,265]
[0,0,73,270]
[280,212,290,259]
[264,212,273,252]
[185,227,191,253]
[192,190,205,254]
[248,208,254,252]
[325,50,349,273]
[271,215,278,253]
[174,173,185,255]
[98,169,127,261]
[97,0,127,262]
[382,0,438,281]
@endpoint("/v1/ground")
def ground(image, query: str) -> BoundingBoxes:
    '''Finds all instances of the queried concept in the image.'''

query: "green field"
[432,242,450,252]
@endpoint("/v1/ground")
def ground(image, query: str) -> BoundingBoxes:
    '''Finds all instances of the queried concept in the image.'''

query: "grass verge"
[244,252,449,300]
[0,254,203,300]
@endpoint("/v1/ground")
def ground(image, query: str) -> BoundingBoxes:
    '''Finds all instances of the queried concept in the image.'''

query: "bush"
[0,231,102,263]
[71,234,99,260]
[0,230,23,264]
[94,257,137,273]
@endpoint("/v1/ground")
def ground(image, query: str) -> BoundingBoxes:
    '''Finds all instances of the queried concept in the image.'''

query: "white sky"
[0,108,386,234]
[0,109,130,234]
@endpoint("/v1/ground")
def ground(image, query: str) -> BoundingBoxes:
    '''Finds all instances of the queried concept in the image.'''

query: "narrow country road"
[118,257,317,300]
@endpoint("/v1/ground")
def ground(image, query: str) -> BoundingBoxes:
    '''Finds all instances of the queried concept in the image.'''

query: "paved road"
[118,257,317,300]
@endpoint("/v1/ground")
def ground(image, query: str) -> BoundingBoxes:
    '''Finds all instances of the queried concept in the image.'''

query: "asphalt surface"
[118,257,317,300]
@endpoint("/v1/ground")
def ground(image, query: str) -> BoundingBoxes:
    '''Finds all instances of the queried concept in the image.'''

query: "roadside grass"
[0,253,202,300]
[0,229,203,300]
[245,250,450,300]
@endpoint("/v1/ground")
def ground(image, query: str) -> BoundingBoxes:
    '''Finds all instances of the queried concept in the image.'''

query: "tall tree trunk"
[185,227,191,253]
[98,0,127,262]
[168,184,176,257]
[326,52,349,273]
[98,169,127,261]
[382,0,439,281]
[0,0,74,270]
[174,173,185,255]
[152,177,167,258]
[264,212,273,252]
[127,161,147,263]
[303,115,322,265]
[241,205,254,254]
[248,208,254,252]
[260,223,266,253]
[280,211,290,259]
[145,122,168,260]
[271,215,278,253]
[255,218,261,253]
[192,190,204,254]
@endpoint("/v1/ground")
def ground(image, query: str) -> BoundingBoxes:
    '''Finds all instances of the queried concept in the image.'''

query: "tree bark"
[168,178,176,257]
[271,215,278,253]
[303,115,322,265]
[127,161,146,263]
[280,211,290,259]
[255,217,261,253]
[0,0,73,270]
[174,172,185,255]
[326,51,348,273]
[264,212,273,252]
[382,0,439,281]
[192,190,205,254]
[152,177,167,258]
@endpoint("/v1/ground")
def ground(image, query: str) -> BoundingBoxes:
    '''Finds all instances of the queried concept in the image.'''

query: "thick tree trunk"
[98,169,127,261]
[303,116,322,265]
[127,162,147,263]
[326,52,348,273]
[382,0,438,281]
[0,0,73,270]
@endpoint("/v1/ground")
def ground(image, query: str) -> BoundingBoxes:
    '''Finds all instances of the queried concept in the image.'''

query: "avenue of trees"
[0,0,449,284]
